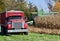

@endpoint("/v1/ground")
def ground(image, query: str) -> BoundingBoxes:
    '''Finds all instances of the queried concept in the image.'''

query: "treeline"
[0,0,38,20]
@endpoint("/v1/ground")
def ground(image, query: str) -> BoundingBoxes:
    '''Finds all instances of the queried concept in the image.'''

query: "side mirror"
[27,21,33,26]
[24,16,28,22]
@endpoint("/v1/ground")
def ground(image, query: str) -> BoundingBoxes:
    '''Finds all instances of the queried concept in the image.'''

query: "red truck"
[0,10,28,35]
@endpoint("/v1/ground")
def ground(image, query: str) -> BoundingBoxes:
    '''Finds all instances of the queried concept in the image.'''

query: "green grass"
[0,33,60,41]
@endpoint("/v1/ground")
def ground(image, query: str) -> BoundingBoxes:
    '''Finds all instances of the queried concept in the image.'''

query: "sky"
[27,0,55,12]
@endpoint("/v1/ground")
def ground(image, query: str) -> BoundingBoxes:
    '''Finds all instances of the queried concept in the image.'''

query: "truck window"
[9,16,22,20]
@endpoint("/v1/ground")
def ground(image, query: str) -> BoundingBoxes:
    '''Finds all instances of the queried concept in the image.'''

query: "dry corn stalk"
[34,14,60,29]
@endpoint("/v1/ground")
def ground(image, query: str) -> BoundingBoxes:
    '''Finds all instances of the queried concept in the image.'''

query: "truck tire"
[24,32,28,35]
[1,26,7,35]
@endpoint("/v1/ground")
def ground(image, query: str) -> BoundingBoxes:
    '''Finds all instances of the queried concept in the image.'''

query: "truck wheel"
[1,26,7,35]
[24,32,28,35]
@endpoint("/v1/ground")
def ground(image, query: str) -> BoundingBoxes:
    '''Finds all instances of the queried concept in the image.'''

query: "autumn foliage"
[53,2,60,13]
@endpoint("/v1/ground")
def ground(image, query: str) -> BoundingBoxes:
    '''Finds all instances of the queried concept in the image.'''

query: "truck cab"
[1,10,28,35]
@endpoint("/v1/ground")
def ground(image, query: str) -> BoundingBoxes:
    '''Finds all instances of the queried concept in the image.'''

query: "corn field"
[34,14,60,29]
[28,14,60,35]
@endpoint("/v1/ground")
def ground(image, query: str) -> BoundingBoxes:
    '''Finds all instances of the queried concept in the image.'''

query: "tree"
[28,2,33,12]
[53,2,60,13]
[54,0,60,2]
[28,2,38,12]
[0,0,6,12]
[32,6,38,12]
[6,0,18,10]
[48,3,52,12]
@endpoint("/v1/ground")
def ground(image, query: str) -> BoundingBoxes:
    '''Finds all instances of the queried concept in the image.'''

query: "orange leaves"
[53,2,60,13]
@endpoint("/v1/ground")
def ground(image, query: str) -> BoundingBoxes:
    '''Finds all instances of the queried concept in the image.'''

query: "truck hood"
[9,19,25,22]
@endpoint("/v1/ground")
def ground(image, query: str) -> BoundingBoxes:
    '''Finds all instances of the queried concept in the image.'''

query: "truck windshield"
[9,16,22,20]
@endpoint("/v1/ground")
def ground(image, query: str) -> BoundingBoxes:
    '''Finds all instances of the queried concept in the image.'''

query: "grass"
[0,33,59,41]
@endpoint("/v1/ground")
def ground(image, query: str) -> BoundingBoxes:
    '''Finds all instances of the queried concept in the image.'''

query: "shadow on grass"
[0,32,27,36]
[0,32,2,35]
[0,32,7,36]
